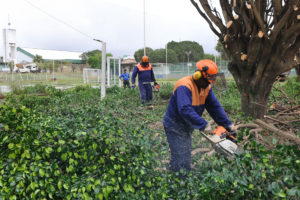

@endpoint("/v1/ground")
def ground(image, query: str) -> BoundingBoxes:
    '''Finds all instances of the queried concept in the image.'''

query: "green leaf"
[2,136,8,142]
[39,169,45,177]
[272,138,277,145]
[277,190,286,198]
[58,181,62,190]
[248,184,254,190]
[8,143,14,149]
[61,153,68,161]
[63,183,69,190]
[45,147,53,154]
[287,187,297,196]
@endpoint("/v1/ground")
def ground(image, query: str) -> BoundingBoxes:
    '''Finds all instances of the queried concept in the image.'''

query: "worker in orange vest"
[131,56,158,104]
[163,59,235,173]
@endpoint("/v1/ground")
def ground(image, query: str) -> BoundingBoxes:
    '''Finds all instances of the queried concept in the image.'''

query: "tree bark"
[296,65,300,82]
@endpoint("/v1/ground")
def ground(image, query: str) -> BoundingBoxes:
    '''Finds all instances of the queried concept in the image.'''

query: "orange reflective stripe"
[173,76,211,106]
[137,64,152,71]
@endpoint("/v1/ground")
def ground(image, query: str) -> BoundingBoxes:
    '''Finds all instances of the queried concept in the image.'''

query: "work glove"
[225,124,237,142]
[202,123,212,133]
[226,124,236,132]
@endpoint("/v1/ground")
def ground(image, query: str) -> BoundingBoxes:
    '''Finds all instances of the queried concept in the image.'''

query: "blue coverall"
[119,72,130,89]
[131,63,156,104]
[163,76,232,172]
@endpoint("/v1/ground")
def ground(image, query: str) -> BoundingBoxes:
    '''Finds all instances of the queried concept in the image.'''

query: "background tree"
[191,0,300,118]
[215,40,228,60]
[134,47,153,62]
[167,40,204,62]
[80,53,88,64]
[85,50,112,69]
[203,53,215,61]
[148,48,179,63]
[33,54,45,71]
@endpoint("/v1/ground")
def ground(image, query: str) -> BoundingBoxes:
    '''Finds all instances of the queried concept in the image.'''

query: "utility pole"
[185,51,191,75]
[143,0,146,56]
[94,39,106,99]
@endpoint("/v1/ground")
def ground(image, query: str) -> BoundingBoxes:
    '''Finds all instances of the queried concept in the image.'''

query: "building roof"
[17,47,85,64]
[121,56,137,65]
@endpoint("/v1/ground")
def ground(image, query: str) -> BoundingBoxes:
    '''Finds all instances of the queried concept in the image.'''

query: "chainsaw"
[201,126,238,158]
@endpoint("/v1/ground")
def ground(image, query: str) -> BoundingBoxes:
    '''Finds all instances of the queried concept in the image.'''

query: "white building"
[17,47,85,64]
[0,23,17,64]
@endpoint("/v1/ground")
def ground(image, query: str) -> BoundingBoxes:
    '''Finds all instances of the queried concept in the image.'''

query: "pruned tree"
[191,0,300,118]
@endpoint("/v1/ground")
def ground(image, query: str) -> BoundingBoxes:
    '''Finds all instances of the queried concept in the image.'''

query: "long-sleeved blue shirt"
[163,76,232,131]
[131,63,156,84]
[119,73,130,81]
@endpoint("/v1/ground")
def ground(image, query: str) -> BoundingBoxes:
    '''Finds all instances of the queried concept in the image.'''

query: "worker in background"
[131,56,158,104]
[119,68,130,89]
[163,59,235,173]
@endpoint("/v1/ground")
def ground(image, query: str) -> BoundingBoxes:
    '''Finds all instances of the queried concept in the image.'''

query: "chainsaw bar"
[201,132,238,158]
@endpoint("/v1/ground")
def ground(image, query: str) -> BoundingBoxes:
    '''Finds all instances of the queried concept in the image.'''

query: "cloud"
[0,0,219,57]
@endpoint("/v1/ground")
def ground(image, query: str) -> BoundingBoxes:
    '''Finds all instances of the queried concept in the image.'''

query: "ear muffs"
[193,70,202,80]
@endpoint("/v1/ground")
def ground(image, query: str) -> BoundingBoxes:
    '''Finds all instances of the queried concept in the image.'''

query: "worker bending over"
[163,59,235,173]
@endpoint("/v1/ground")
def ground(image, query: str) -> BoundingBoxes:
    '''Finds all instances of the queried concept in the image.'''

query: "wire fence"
[0,61,297,93]
[152,60,231,80]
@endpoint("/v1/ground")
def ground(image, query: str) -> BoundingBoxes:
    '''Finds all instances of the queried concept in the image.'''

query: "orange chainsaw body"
[213,126,236,141]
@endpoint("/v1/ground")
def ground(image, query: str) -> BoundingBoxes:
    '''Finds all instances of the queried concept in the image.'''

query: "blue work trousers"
[164,125,192,172]
[138,83,152,103]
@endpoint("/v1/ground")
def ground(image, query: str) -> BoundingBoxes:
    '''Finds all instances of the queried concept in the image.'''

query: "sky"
[0,0,220,58]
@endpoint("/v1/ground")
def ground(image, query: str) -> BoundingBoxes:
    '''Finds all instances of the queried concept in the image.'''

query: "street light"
[93,39,106,99]
[165,43,167,68]
[185,51,191,75]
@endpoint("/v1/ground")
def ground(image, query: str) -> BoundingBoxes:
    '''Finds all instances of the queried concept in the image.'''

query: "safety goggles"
[206,73,218,84]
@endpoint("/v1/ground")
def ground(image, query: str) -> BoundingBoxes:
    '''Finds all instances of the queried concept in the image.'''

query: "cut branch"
[254,119,300,146]
[249,1,265,31]
[190,0,222,36]
[199,0,226,33]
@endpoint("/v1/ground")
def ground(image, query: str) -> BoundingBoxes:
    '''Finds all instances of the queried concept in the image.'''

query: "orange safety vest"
[173,76,211,106]
[137,63,152,71]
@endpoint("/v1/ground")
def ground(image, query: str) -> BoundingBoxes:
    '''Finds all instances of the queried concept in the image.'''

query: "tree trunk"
[296,65,300,82]
[239,81,273,119]
[229,62,276,119]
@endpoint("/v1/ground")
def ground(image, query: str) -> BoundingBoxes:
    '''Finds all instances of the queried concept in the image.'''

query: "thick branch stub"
[241,54,248,61]
[224,34,228,42]
[297,15,300,20]
[226,20,233,28]
[258,31,264,38]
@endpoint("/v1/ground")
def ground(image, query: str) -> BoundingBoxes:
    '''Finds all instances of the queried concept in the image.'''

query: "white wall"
[17,50,33,63]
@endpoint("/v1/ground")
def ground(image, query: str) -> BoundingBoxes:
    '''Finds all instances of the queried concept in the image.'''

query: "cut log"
[236,123,260,129]
[234,15,239,20]
[254,119,300,146]
[247,4,252,9]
